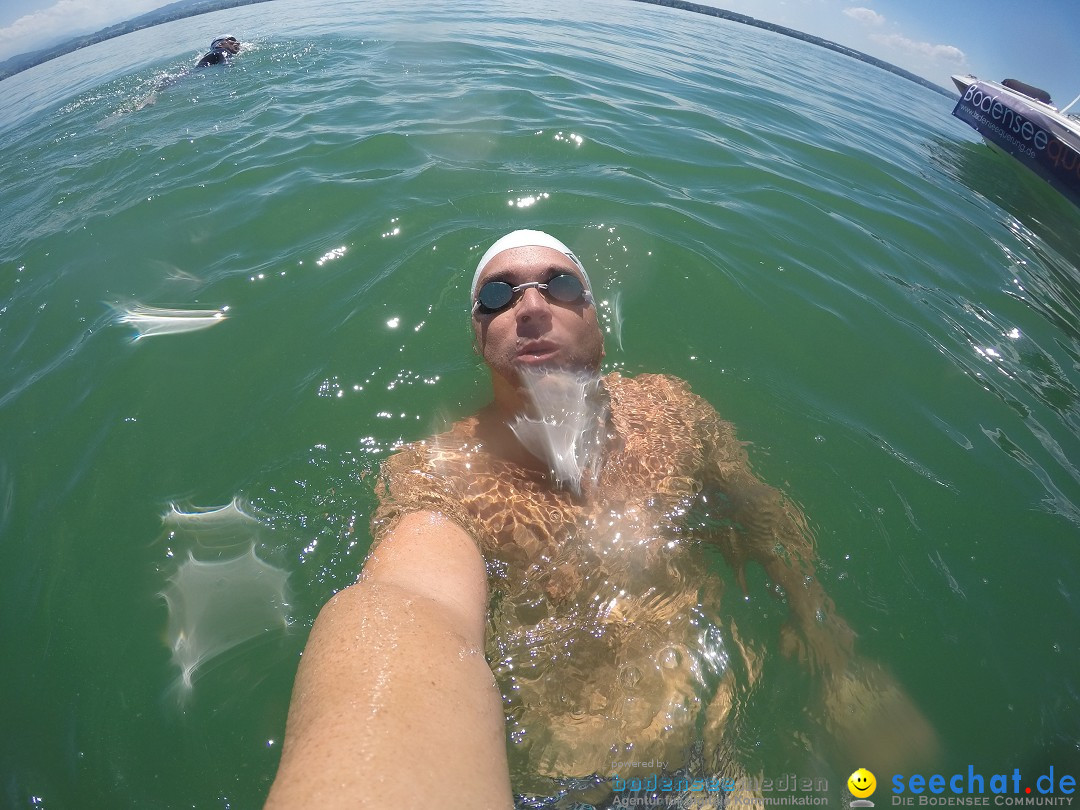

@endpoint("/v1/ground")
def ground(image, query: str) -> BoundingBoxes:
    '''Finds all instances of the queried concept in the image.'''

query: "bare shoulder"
[604,370,691,395]
[605,371,731,432]
[377,415,482,479]
[605,371,715,409]
[371,418,484,551]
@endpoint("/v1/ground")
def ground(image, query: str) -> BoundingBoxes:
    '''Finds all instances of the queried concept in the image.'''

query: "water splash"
[114,303,228,340]
[509,368,609,496]
[602,290,625,353]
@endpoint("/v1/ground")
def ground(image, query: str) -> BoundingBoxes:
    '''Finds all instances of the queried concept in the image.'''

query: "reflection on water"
[899,137,1080,524]
[160,499,291,695]
[930,136,1080,344]
[163,497,263,532]
[115,303,229,341]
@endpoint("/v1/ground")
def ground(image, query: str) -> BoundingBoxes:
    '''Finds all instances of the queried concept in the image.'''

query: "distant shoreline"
[628,0,954,97]
[1,0,954,98]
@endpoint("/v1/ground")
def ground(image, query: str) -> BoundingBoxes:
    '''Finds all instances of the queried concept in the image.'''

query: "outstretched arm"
[265,511,513,810]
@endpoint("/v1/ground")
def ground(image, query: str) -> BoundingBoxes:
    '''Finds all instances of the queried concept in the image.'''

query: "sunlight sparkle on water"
[316,246,347,266]
[509,192,549,208]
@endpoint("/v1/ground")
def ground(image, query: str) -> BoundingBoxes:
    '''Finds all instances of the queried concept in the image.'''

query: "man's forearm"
[265,579,513,809]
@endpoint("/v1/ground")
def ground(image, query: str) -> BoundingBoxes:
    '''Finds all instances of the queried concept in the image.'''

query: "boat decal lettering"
[959,85,1050,153]
[952,78,1080,197]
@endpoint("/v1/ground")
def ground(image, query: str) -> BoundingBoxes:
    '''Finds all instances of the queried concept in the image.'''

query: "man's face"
[472,245,604,388]
[220,37,240,54]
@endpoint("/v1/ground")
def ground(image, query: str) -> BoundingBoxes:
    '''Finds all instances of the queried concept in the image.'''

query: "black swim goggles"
[473,273,593,314]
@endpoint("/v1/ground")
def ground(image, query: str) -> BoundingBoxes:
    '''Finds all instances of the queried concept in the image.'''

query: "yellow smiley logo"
[848,768,877,798]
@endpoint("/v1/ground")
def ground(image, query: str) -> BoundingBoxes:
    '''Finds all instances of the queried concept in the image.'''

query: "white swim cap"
[471,230,590,301]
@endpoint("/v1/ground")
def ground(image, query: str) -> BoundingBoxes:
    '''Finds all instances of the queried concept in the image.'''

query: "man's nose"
[515,286,550,319]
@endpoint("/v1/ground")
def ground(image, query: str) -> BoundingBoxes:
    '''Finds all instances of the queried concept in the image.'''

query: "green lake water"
[1,0,1079,806]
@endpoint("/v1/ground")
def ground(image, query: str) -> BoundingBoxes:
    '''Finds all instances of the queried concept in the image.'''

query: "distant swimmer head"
[210,36,241,54]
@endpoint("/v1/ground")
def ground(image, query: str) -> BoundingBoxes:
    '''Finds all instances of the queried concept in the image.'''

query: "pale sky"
[2,0,1079,106]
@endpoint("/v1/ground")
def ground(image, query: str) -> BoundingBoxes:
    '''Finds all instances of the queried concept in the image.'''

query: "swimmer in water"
[195,36,241,68]
[135,36,241,110]
[265,231,939,810]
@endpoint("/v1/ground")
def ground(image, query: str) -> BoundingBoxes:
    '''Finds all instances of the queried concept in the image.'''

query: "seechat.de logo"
[890,766,1077,805]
